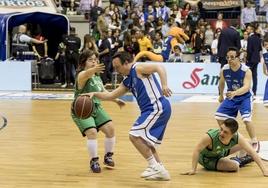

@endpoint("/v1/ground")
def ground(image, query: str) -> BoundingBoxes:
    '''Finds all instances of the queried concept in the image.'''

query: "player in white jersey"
[215,47,259,152]
[84,51,172,181]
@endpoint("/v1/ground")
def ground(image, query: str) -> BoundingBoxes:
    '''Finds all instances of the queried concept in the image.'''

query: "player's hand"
[162,86,172,97]
[226,91,236,100]
[181,170,196,175]
[115,99,126,109]
[93,64,105,74]
[81,92,94,99]
[263,171,268,177]
[218,95,224,103]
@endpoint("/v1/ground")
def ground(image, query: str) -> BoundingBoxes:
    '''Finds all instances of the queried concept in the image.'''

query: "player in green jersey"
[71,50,125,173]
[182,118,268,176]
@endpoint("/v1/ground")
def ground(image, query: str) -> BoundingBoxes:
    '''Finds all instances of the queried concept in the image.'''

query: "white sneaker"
[140,164,162,178]
[145,168,171,181]
[61,83,67,88]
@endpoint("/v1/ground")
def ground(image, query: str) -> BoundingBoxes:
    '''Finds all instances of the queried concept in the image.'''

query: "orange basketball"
[73,95,94,119]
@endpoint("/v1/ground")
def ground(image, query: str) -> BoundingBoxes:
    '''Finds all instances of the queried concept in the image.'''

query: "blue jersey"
[263,52,268,71]
[222,63,251,99]
[123,64,164,112]
[161,36,173,62]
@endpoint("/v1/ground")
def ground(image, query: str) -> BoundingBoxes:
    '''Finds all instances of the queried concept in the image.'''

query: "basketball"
[73,95,94,119]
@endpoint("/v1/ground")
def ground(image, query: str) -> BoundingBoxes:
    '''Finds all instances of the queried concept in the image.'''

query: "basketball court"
[0,91,268,188]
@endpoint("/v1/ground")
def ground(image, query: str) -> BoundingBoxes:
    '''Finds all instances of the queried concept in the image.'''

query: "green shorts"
[198,155,221,171]
[198,150,230,171]
[71,103,111,136]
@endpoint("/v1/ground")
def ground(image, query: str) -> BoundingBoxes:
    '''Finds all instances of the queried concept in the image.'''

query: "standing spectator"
[81,34,98,54]
[31,26,48,60]
[241,1,257,29]
[55,42,66,87]
[98,31,111,84]
[211,29,221,63]
[11,25,46,60]
[246,23,262,96]
[64,27,81,88]
[240,31,249,62]
[211,12,228,31]
[217,20,241,67]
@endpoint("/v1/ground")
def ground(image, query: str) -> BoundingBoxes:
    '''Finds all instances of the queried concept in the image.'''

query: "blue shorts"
[264,79,268,107]
[129,97,171,147]
[215,95,253,122]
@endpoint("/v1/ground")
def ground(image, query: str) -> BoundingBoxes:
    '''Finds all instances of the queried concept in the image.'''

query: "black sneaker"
[230,155,254,167]
[90,157,101,173]
[104,152,115,169]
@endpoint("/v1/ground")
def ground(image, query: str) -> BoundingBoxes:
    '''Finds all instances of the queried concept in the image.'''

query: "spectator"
[81,34,98,54]
[217,20,241,67]
[240,31,249,62]
[152,31,163,54]
[246,23,262,96]
[55,42,67,87]
[168,44,182,62]
[31,25,48,60]
[137,30,153,52]
[211,29,221,63]
[11,25,46,60]
[211,12,228,31]
[64,27,81,88]
[181,3,191,20]
[241,1,257,29]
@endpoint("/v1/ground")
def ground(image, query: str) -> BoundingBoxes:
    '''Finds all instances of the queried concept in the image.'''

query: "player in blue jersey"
[262,38,268,108]
[215,47,259,152]
[84,51,172,181]
[133,27,189,62]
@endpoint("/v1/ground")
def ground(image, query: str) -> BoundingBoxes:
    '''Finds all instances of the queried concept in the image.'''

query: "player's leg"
[217,158,240,172]
[72,114,101,173]
[215,99,238,124]
[95,106,115,168]
[240,96,259,152]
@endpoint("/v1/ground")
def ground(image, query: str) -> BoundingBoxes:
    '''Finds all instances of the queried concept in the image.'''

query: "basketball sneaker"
[230,155,254,167]
[90,157,101,173]
[140,163,162,178]
[252,141,260,153]
[145,166,170,181]
[103,152,115,169]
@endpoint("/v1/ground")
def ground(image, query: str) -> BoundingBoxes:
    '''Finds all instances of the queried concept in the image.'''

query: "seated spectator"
[153,31,163,54]
[168,44,182,62]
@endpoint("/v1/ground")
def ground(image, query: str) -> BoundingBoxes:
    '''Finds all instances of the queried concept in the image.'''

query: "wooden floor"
[1,98,268,188]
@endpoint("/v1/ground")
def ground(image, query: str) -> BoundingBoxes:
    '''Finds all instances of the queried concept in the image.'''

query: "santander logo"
[182,68,204,89]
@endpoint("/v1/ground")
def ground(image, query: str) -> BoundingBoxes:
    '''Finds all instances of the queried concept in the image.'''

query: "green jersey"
[74,75,104,105]
[200,129,239,158]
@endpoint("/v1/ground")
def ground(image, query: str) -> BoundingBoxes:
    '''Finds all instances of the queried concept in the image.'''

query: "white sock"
[104,137,115,154]
[87,139,98,158]
[146,155,158,167]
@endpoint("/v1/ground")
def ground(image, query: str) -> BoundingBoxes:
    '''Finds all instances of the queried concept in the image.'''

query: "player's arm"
[88,83,128,101]
[181,134,211,175]
[136,63,172,97]
[77,64,105,89]
[238,134,268,176]
[102,87,126,108]
[263,62,268,76]
[227,69,252,99]
[218,69,225,103]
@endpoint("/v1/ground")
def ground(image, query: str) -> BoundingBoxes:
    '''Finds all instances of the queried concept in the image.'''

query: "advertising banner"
[184,0,241,10]
[0,0,56,13]
[151,63,265,95]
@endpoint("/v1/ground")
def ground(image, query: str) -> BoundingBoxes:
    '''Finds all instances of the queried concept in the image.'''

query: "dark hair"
[77,50,98,73]
[227,47,240,57]
[223,118,239,134]
[112,51,133,65]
